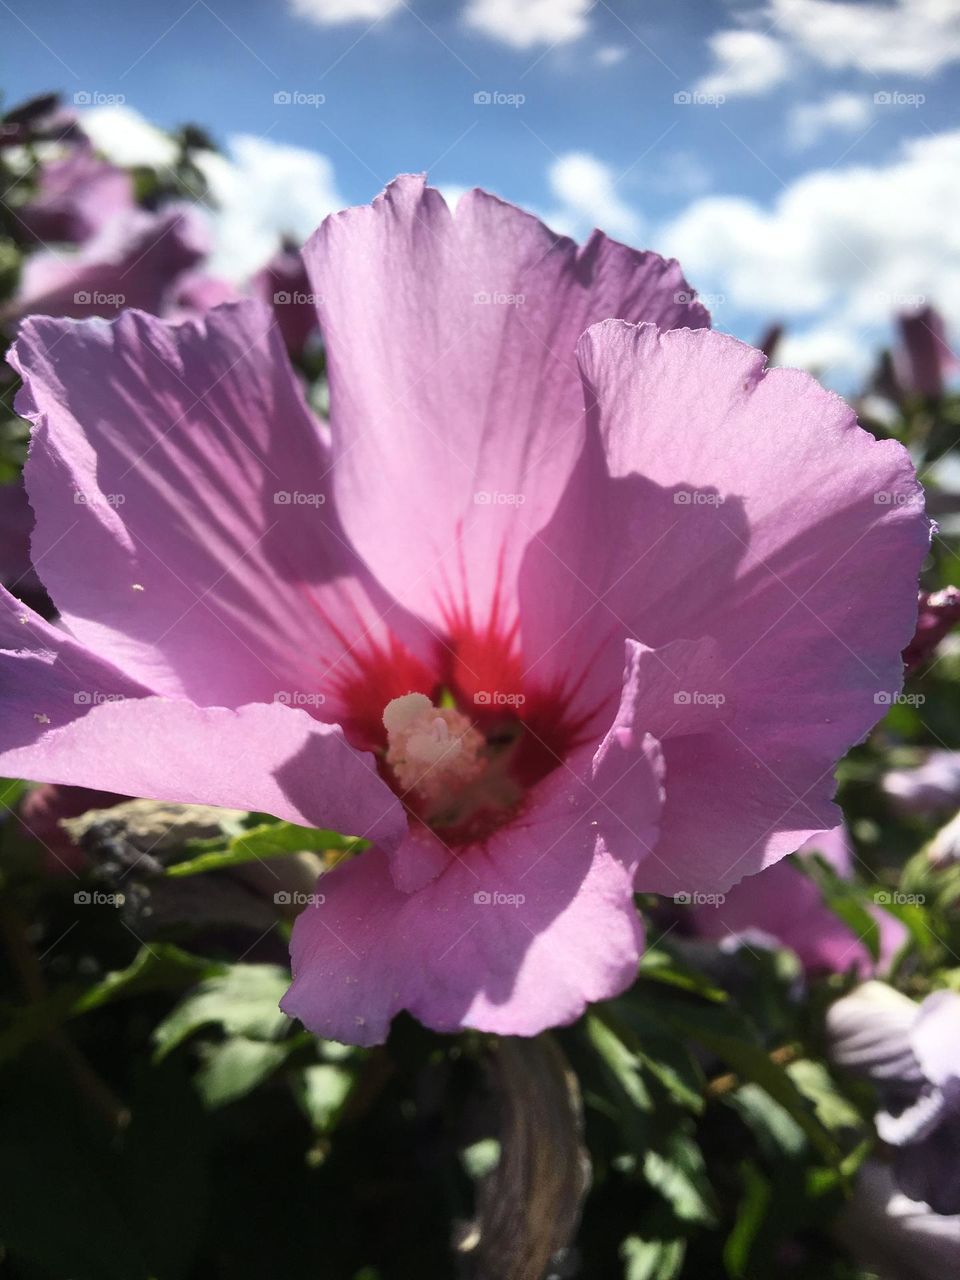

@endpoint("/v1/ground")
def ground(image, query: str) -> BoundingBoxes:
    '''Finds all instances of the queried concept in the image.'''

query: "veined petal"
[524,321,928,892]
[305,174,707,629]
[12,301,434,715]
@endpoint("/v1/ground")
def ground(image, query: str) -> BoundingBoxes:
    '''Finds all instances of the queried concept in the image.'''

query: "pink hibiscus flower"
[0,176,928,1044]
[6,202,208,323]
[248,243,319,357]
[17,143,135,246]
[688,825,907,977]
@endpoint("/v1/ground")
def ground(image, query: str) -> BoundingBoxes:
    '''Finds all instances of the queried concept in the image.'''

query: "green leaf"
[651,997,841,1165]
[582,1014,654,1152]
[584,1013,653,1113]
[608,1004,706,1114]
[621,1234,686,1280]
[0,776,26,810]
[636,946,728,1001]
[153,964,291,1060]
[786,1059,863,1133]
[166,820,366,878]
[195,1037,293,1108]
[727,1082,807,1164]
[296,1062,356,1133]
[724,1161,772,1279]
[642,1133,716,1225]
[0,946,222,1066]
[75,943,226,1015]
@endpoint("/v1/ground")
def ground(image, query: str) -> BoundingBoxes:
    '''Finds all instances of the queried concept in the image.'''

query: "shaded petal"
[0,592,406,846]
[802,823,856,878]
[19,146,135,245]
[877,1086,950,1147]
[895,306,956,400]
[525,321,928,892]
[883,750,960,815]
[249,245,319,356]
[9,205,207,321]
[826,981,924,1085]
[912,990,960,1087]
[12,301,433,715]
[837,1160,960,1279]
[282,676,664,1044]
[0,478,38,594]
[895,1112,960,1215]
[692,856,907,978]
[305,174,707,628]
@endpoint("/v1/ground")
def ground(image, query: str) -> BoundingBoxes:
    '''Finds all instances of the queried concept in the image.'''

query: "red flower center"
[325,614,598,846]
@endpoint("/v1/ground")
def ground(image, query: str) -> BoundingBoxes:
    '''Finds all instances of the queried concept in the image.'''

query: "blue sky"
[4,0,960,381]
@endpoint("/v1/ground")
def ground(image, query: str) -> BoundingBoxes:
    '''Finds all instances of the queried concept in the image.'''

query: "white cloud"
[787,92,872,149]
[661,128,960,381]
[595,45,629,66]
[694,29,791,99]
[546,151,642,242]
[195,136,344,281]
[81,105,178,169]
[646,151,712,198]
[464,0,591,49]
[289,0,401,24]
[775,324,872,380]
[769,0,960,76]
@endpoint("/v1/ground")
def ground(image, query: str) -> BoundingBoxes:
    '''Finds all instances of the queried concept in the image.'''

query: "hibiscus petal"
[0,592,406,846]
[826,980,924,1085]
[528,321,928,892]
[911,990,960,1088]
[8,204,206,321]
[691,847,906,978]
[12,301,432,715]
[304,174,707,628]
[283,703,663,1045]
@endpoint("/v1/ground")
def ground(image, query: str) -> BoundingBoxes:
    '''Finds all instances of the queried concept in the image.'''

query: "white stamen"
[383,692,485,803]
